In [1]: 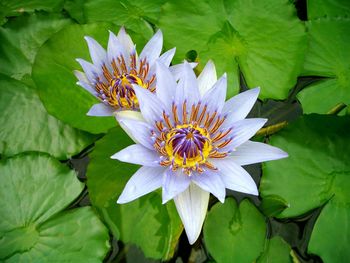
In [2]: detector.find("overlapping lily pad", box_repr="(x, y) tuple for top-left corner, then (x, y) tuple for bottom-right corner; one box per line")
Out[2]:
(0, 0), (65, 25)
(0, 153), (110, 262)
(307, 0), (350, 19)
(298, 18), (350, 114)
(0, 74), (95, 159)
(260, 114), (350, 262)
(83, 0), (165, 39)
(203, 198), (266, 263)
(159, 0), (306, 99)
(32, 23), (117, 134)
(0, 13), (71, 80)
(86, 126), (183, 260)
(257, 236), (293, 263)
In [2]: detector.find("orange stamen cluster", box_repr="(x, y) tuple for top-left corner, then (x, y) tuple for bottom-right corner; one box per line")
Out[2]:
(153, 101), (233, 175)
(94, 54), (156, 110)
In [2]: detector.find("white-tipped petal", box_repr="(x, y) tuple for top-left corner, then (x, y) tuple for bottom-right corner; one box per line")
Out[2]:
(223, 118), (267, 150)
(116, 26), (134, 54)
(116, 110), (144, 121)
(201, 73), (227, 113)
(107, 30), (127, 63)
(155, 61), (177, 107)
(117, 166), (164, 204)
(111, 144), (160, 167)
(223, 87), (260, 124)
(211, 159), (258, 195)
(115, 113), (154, 149)
(169, 62), (197, 81)
(191, 171), (226, 203)
(198, 60), (217, 96)
(87, 103), (114, 116)
(140, 30), (163, 65)
(74, 70), (95, 95)
(133, 84), (165, 124)
(76, 58), (99, 83)
(231, 140), (288, 165)
(176, 62), (200, 107)
(158, 47), (176, 67)
(162, 169), (191, 204)
(84, 36), (107, 67)
(174, 183), (210, 244)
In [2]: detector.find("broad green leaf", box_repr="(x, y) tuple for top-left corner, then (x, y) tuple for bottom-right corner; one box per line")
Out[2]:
(257, 236), (293, 263)
(159, 0), (306, 99)
(298, 18), (350, 114)
(260, 195), (289, 217)
(0, 12), (71, 80)
(87, 126), (183, 260)
(308, 199), (350, 263)
(63, 0), (85, 24)
(0, 74), (96, 159)
(32, 23), (116, 134)
(203, 198), (266, 263)
(307, 0), (350, 19)
(260, 114), (350, 262)
(0, 0), (64, 25)
(83, 0), (166, 39)
(0, 153), (110, 262)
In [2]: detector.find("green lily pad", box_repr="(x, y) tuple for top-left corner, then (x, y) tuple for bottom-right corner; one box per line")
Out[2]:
(298, 18), (350, 114)
(159, 0), (306, 99)
(0, 74), (96, 159)
(0, 12), (71, 80)
(203, 198), (266, 263)
(307, 0), (350, 19)
(260, 114), (350, 262)
(0, 0), (64, 25)
(32, 23), (117, 134)
(83, 0), (165, 39)
(0, 153), (110, 262)
(86, 126), (183, 260)
(308, 198), (350, 263)
(257, 236), (293, 263)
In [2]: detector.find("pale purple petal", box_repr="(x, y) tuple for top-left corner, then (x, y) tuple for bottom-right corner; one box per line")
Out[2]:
(201, 73), (227, 114)
(74, 70), (95, 95)
(162, 169), (191, 204)
(84, 36), (107, 67)
(111, 144), (160, 167)
(117, 166), (165, 204)
(87, 103), (114, 116)
(116, 26), (135, 55)
(223, 87), (260, 124)
(210, 158), (258, 195)
(169, 62), (197, 81)
(133, 84), (165, 124)
(174, 183), (210, 244)
(155, 61), (176, 108)
(222, 118), (267, 150)
(198, 60), (217, 96)
(140, 30), (163, 65)
(231, 140), (288, 165)
(158, 47), (176, 67)
(191, 170), (226, 203)
(107, 30), (128, 63)
(115, 112), (154, 149)
(76, 58), (100, 83)
(175, 61), (200, 107)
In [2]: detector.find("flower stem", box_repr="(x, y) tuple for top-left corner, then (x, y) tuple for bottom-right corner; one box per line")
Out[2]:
(255, 121), (288, 137)
(327, 103), (347, 115)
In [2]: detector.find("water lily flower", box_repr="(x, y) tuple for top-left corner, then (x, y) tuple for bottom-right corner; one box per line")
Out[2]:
(111, 60), (288, 244)
(75, 27), (187, 116)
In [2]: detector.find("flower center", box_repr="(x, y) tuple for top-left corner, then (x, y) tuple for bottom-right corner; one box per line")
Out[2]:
(95, 54), (156, 110)
(153, 101), (233, 175)
(165, 124), (212, 169)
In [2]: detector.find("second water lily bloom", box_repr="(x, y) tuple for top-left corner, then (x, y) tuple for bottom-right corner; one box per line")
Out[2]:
(112, 60), (288, 244)
(75, 27), (178, 116)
